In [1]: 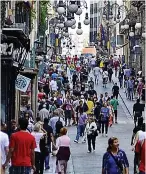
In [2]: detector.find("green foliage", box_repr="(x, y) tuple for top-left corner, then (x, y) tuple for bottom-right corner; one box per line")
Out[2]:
(39, 0), (50, 35)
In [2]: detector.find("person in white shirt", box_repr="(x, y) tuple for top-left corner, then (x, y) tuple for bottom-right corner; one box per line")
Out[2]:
(50, 78), (58, 93)
(90, 56), (96, 71)
(102, 70), (108, 88)
(93, 66), (100, 84)
(0, 123), (9, 174)
(39, 105), (50, 121)
(31, 123), (46, 174)
(86, 117), (97, 153)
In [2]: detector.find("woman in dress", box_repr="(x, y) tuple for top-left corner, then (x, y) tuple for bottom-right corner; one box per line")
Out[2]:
(102, 137), (129, 174)
(55, 127), (71, 174)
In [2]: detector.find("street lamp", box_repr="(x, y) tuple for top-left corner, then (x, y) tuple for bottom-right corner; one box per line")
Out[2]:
(76, 22), (83, 35)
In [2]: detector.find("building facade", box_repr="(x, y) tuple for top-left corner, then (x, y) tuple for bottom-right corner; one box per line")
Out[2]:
(89, 0), (104, 43)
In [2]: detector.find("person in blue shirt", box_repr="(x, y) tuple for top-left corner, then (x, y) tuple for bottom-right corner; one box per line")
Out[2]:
(100, 103), (110, 137)
(102, 137), (129, 174)
(51, 71), (58, 79)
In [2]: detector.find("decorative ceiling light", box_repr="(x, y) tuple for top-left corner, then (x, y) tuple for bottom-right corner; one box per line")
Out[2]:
(135, 22), (142, 29)
(65, 12), (74, 27)
(109, 11), (113, 19)
(124, 24), (129, 29)
(68, 0), (78, 13)
(58, 23), (64, 28)
(129, 27), (134, 37)
(142, 32), (146, 38)
(121, 25), (125, 30)
(72, 18), (76, 25)
(84, 13), (90, 25)
(63, 28), (69, 37)
(76, 7), (82, 15)
(57, 0), (65, 15)
(76, 22), (83, 35)
(71, 24), (76, 29)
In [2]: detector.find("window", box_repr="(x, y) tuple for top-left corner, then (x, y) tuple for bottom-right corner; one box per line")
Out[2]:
(90, 4), (93, 14)
(94, 17), (97, 28)
(90, 31), (94, 42)
(94, 3), (97, 14)
(90, 18), (93, 28)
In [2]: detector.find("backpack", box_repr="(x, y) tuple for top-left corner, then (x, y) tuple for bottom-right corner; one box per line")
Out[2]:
(55, 117), (63, 134)
(83, 102), (88, 112)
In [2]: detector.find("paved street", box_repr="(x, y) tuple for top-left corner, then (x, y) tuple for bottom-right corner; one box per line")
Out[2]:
(45, 73), (135, 174)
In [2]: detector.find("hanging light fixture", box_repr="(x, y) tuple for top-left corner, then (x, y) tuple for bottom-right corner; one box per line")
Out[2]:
(63, 28), (69, 37)
(84, 13), (90, 25)
(71, 24), (76, 29)
(76, 22), (83, 35)
(65, 12), (74, 27)
(76, 8), (82, 15)
(68, 0), (78, 13)
(57, 0), (65, 15)
(129, 27), (134, 37)
(135, 22), (142, 29)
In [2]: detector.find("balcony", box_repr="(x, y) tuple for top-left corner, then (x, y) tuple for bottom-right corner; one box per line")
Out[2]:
(4, 21), (29, 37)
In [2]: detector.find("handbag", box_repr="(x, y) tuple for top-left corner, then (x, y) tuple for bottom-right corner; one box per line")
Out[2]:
(109, 152), (126, 174)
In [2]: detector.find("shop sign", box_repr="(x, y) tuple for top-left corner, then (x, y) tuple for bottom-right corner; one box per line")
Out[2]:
(1, 43), (27, 63)
(15, 74), (31, 92)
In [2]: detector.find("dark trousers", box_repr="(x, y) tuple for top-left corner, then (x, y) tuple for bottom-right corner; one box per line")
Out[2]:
(113, 92), (118, 99)
(114, 110), (117, 122)
(40, 153), (46, 174)
(34, 152), (41, 174)
(87, 134), (96, 152)
(101, 121), (108, 134)
(108, 75), (112, 82)
(134, 152), (139, 174)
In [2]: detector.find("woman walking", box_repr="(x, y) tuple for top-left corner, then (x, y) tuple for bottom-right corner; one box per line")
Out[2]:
(55, 127), (71, 174)
(31, 123), (46, 174)
(86, 117), (97, 153)
(102, 137), (129, 174)
(100, 103), (110, 137)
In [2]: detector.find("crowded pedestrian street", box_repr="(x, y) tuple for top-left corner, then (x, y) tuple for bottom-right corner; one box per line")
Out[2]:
(1, 1), (146, 174)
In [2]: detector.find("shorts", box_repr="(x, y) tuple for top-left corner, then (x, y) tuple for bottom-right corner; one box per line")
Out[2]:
(9, 166), (31, 174)
(65, 110), (72, 119)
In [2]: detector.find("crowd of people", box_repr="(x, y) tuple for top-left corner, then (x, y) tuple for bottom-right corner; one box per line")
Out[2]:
(1, 54), (145, 174)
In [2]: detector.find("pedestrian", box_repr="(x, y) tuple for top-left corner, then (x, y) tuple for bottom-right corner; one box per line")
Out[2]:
(93, 65), (100, 84)
(110, 96), (119, 123)
(3, 117), (36, 174)
(74, 108), (88, 143)
(43, 118), (55, 170)
(118, 68), (124, 88)
(72, 71), (78, 88)
(8, 119), (18, 138)
(127, 77), (134, 100)
(39, 104), (50, 121)
(137, 79), (144, 99)
(133, 99), (142, 127)
(100, 103), (110, 137)
(102, 69), (108, 88)
(50, 77), (58, 94)
(31, 123), (46, 174)
(102, 137), (129, 174)
(112, 83), (119, 99)
(1, 122), (9, 174)
(86, 117), (97, 153)
(55, 127), (71, 174)
(108, 66), (113, 82)
(86, 97), (94, 115)
(64, 97), (73, 126)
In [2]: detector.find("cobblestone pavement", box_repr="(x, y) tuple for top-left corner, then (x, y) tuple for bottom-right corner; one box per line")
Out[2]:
(45, 72), (135, 174)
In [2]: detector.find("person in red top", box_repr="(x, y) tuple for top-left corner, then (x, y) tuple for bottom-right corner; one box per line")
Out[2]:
(3, 117), (36, 174)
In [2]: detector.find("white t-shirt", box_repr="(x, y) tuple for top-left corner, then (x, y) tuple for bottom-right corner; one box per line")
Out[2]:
(0, 131), (9, 165)
(90, 58), (96, 65)
(137, 130), (146, 141)
(50, 80), (58, 91)
(103, 71), (108, 78)
(94, 67), (100, 75)
(31, 132), (44, 152)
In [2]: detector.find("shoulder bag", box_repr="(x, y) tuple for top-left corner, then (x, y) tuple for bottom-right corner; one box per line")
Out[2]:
(109, 152), (126, 174)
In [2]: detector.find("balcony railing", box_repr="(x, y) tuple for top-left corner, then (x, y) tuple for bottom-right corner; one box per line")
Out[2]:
(4, 22), (29, 37)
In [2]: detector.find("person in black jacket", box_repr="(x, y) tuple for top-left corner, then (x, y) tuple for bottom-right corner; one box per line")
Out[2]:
(133, 99), (142, 127)
(112, 83), (119, 99)
(108, 67), (113, 82)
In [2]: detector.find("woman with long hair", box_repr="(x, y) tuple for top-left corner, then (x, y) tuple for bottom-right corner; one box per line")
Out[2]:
(55, 127), (71, 174)
(102, 137), (129, 174)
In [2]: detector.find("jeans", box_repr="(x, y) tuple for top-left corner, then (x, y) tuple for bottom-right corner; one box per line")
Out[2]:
(134, 152), (139, 174)
(101, 120), (108, 134)
(119, 78), (123, 88)
(139, 172), (146, 174)
(45, 154), (50, 169)
(108, 75), (112, 82)
(128, 88), (133, 100)
(75, 124), (85, 141)
(9, 166), (31, 174)
(87, 134), (96, 152)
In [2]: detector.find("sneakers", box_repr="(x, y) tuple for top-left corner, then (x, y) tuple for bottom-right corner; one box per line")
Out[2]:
(74, 140), (78, 143)
(93, 149), (95, 152)
(82, 140), (86, 143)
(87, 150), (91, 153)
(105, 134), (108, 137)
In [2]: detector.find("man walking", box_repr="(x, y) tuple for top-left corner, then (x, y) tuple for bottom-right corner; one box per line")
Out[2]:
(133, 99), (142, 127)
(3, 117), (36, 174)
(110, 96), (119, 123)
(112, 83), (119, 99)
